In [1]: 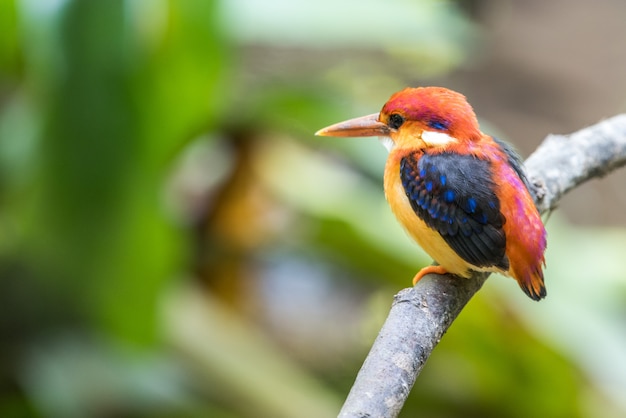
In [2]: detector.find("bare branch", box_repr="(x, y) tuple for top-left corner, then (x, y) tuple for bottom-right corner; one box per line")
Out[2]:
(525, 114), (626, 213)
(338, 114), (626, 418)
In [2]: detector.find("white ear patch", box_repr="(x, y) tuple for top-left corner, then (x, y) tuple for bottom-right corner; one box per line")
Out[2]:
(378, 136), (395, 152)
(422, 130), (457, 146)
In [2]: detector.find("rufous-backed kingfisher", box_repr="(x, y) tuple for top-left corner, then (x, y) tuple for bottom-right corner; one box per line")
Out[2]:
(316, 87), (547, 300)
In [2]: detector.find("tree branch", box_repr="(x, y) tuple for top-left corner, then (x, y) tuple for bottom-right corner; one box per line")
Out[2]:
(338, 114), (626, 418)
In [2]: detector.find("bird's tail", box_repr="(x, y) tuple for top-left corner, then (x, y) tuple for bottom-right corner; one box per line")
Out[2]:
(516, 265), (546, 301)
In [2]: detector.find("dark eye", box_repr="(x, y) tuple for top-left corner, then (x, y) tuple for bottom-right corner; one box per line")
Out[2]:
(388, 114), (405, 130)
(428, 119), (449, 131)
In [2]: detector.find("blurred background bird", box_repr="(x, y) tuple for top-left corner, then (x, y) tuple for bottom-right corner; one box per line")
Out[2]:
(317, 87), (547, 300)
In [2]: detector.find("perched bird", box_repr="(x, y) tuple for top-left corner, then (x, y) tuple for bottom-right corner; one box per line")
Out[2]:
(316, 87), (547, 300)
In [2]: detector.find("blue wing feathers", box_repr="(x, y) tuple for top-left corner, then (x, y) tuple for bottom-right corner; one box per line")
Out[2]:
(401, 152), (509, 270)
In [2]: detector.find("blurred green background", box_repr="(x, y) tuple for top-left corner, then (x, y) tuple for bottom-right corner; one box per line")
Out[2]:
(1, 0), (626, 417)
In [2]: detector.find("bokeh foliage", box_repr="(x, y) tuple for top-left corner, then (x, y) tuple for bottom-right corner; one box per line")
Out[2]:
(1, 1), (625, 417)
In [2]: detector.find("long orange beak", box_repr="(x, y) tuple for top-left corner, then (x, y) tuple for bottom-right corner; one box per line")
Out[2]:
(315, 113), (390, 137)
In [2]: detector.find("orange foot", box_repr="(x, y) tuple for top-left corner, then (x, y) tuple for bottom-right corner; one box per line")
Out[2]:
(412, 265), (449, 286)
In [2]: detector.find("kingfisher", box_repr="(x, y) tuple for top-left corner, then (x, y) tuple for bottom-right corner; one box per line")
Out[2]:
(316, 87), (547, 300)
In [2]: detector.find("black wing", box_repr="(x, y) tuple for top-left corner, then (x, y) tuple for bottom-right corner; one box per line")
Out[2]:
(400, 152), (508, 270)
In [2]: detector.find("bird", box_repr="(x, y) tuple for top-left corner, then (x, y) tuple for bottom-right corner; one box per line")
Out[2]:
(316, 87), (547, 300)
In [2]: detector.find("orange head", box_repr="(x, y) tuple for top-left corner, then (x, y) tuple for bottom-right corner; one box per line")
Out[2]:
(316, 87), (482, 151)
